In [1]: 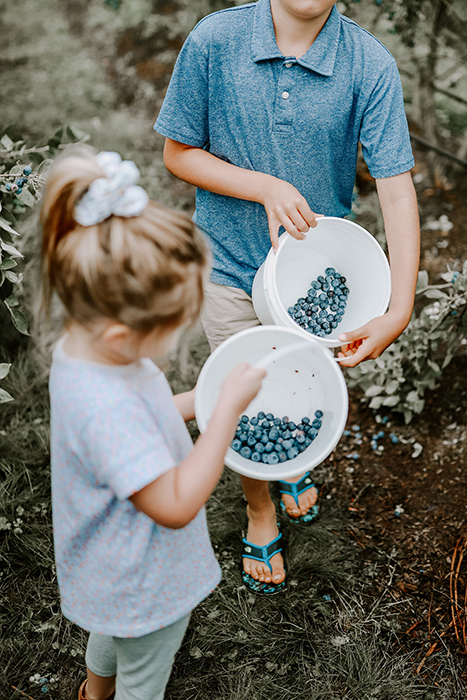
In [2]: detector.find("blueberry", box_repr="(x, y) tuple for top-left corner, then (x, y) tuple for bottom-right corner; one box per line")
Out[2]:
(309, 428), (318, 439)
(251, 452), (261, 462)
(269, 429), (279, 441)
(318, 293), (327, 302)
(315, 409), (324, 418)
(250, 416), (258, 426)
(282, 439), (292, 450)
(312, 419), (322, 429)
(23, 166), (32, 176)
(16, 187), (23, 194)
(257, 411), (265, 420)
(296, 434), (305, 444)
(265, 442), (274, 453)
(287, 447), (299, 459)
(274, 442), (284, 452)
(268, 452), (279, 465)
(317, 275), (325, 284)
(260, 434), (269, 444)
(231, 439), (242, 451)
(323, 283), (330, 292)
(247, 436), (256, 447)
(302, 416), (310, 424)
(241, 415), (249, 424)
(288, 307), (295, 315)
(288, 421), (297, 431)
(5, 183), (11, 191)
(311, 280), (320, 289)
(238, 432), (248, 442)
(325, 267), (336, 275)
(278, 452), (288, 462)
(255, 443), (265, 453)
(261, 420), (270, 429)
(305, 437), (312, 447)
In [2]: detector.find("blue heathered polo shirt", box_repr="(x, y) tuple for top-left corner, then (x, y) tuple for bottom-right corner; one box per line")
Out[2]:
(155, 0), (414, 295)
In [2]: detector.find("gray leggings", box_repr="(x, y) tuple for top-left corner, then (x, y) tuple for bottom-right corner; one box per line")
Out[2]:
(85, 614), (191, 700)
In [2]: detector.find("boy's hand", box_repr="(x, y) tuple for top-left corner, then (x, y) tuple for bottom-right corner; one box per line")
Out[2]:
(261, 178), (322, 250)
(218, 362), (266, 415)
(336, 312), (409, 367)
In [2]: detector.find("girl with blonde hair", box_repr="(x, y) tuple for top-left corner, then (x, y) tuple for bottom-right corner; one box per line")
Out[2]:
(39, 146), (265, 700)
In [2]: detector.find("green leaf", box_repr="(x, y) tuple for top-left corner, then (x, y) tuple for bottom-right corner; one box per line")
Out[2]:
(0, 387), (14, 403)
(417, 270), (429, 290)
(17, 187), (36, 208)
(369, 396), (384, 410)
(0, 134), (14, 151)
(0, 240), (23, 258)
(4, 302), (29, 335)
(0, 363), (11, 380)
(424, 289), (448, 299)
(4, 293), (19, 307)
(365, 385), (383, 397)
(4, 271), (18, 283)
(382, 395), (400, 407)
(0, 258), (16, 270)
(0, 217), (20, 237)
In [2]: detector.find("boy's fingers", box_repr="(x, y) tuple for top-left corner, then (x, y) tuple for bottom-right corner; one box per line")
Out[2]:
(268, 218), (280, 251)
(337, 343), (370, 367)
(338, 325), (368, 345)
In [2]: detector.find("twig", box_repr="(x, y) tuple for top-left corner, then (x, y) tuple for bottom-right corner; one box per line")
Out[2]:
(2, 681), (35, 700)
(409, 132), (467, 168)
(416, 642), (439, 675)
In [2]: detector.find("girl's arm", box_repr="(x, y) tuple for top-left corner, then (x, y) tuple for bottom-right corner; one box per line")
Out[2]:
(130, 363), (265, 528)
(163, 138), (321, 250)
(173, 388), (196, 422)
(338, 171), (420, 367)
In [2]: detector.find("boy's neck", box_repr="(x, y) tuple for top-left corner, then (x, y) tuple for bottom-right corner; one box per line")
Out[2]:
(270, 1), (334, 59)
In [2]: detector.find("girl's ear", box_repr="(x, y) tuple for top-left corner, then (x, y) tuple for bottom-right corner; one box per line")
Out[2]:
(101, 323), (134, 353)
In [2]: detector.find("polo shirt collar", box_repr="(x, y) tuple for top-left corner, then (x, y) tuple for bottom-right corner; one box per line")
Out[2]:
(251, 0), (341, 77)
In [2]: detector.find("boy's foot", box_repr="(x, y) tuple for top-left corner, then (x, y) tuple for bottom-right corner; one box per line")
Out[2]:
(78, 679), (115, 700)
(242, 504), (286, 584)
(280, 474), (318, 519)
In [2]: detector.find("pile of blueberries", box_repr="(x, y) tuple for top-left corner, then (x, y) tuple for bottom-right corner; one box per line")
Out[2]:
(288, 267), (349, 337)
(5, 165), (32, 196)
(231, 410), (323, 465)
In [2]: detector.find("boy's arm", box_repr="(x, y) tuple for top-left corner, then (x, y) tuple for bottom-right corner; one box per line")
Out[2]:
(164, 138), (322, 250)
(338, 171), (420, 367)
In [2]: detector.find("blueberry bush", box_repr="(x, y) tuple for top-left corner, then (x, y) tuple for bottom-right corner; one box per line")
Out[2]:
(346, 264), (467, 423)
(0, 125), (88, 402)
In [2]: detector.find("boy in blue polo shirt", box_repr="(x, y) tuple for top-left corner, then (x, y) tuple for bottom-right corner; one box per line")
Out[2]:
(155, 0), (420, 594)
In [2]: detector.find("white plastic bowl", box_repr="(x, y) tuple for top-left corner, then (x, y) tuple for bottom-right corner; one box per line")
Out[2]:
(252, 217), (391, 348)
(195, 326), (348, 481)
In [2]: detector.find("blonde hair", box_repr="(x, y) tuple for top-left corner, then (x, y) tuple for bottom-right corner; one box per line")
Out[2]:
(38, 145), (209, 335)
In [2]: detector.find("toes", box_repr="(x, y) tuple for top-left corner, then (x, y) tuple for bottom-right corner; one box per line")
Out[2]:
(271, 554), (286, 583)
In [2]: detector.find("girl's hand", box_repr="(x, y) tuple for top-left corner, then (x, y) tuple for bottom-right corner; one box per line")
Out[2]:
(336, 312), (409, 367)
(218, 362), (266, 416)
(260, 178), (322, 251)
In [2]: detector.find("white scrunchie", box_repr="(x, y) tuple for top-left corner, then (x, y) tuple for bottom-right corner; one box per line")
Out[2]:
(74, 151), (149, 227)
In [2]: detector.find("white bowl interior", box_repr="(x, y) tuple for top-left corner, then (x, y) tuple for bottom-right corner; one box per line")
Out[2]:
(256, 217), (391, 347)
(195, 326), (348, 481)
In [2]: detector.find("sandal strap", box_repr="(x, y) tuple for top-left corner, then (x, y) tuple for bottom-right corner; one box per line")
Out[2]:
(242, 532), (283, 574)
(277, 472), (316, 508)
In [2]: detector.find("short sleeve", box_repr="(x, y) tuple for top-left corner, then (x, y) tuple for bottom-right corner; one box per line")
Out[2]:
(359, 61), (414, 179)
(155, 31), (210, 148)
(80, 400), (176, 500)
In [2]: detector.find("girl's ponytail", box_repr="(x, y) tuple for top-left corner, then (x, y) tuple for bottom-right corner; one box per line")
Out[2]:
(39, 145), (103, 316)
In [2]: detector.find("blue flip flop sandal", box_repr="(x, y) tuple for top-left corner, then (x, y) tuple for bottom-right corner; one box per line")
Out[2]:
(277, 472), (319, 524)
(241, 530), (286, 595)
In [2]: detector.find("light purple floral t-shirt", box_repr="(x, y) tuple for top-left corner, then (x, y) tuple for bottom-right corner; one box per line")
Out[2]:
(49, 338), (221, 638)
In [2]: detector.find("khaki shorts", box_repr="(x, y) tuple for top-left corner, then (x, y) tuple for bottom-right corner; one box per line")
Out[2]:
(201, 281), (261, 351)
